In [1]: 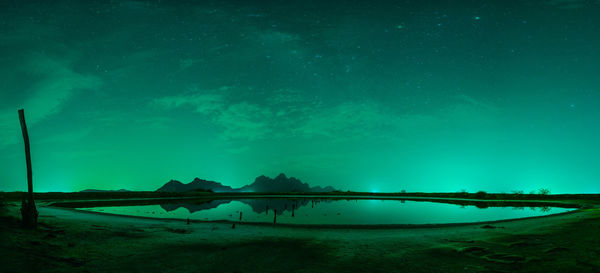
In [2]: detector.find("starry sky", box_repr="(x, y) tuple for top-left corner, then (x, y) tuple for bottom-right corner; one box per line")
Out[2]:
(1, 0), (599, 193)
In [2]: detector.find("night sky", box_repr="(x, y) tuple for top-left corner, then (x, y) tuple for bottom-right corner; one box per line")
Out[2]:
(1, 0), (599, 193)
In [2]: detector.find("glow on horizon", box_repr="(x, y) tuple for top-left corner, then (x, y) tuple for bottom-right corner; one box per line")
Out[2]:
(0, 1), (599, 194)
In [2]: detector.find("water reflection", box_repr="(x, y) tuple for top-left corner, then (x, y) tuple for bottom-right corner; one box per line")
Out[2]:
(81, 198), (576, 225)
(159, 198), (318, 215)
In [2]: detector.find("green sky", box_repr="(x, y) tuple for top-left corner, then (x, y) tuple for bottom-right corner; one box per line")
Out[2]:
(1, 0), (599, 193)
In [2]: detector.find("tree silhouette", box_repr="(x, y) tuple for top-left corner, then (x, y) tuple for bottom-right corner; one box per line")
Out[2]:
(19, 109), (38, 228)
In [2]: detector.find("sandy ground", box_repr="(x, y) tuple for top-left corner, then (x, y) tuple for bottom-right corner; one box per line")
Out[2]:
(1, 201), (599, 273)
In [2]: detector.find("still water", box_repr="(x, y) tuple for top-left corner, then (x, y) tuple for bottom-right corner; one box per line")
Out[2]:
(78, 198), (574, 225)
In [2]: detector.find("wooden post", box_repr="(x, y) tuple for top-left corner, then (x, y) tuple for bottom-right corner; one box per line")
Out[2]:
(18, 109), (38, 228)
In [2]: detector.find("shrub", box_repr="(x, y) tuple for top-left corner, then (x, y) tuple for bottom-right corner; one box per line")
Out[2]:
(511, 190), (524, 199)
(475, 191), (487, 199)
(538, 188), (551, 195)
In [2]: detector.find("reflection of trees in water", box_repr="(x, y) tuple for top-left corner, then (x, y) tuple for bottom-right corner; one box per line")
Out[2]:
(528, 206), (552, 212)
(159, 198), (331, 215)
(474, 203), (489, 209)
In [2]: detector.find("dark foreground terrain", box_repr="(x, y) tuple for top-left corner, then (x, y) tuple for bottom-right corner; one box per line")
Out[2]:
(1, 194), (599, 273)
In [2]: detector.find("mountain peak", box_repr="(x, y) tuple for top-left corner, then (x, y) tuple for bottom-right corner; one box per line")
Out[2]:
(156, 178), (233, 192)
(240, 174), (336, 193)
(275, 173), (288, 179)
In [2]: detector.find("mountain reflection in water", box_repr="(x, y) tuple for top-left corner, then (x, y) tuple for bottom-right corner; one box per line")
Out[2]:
(160, 199), (325, 215)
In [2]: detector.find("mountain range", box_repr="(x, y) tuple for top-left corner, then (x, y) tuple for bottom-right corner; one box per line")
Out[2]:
(155, 173), (336, 193)
(156, 178), (234, 192)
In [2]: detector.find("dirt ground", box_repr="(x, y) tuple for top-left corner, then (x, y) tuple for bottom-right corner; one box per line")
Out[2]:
(1, 201), (599, 273)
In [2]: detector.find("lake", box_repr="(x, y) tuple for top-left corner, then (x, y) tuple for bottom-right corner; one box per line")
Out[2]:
(76, 198), (575, 226)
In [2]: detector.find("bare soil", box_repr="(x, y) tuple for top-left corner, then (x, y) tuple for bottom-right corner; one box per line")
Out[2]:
(1, 200), (599, 273)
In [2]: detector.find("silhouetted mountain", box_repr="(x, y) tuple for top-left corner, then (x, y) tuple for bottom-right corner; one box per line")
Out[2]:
(239, 173), (336, 193)
(155, 178), (234, 193)
(156, 173), (336, 193)
(80, 189), (130, 193)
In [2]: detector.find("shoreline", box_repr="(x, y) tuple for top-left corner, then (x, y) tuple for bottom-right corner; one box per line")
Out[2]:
(47, 194), (585, 208)
(2, 198), (600, 272)
(60, 204), (583, 230)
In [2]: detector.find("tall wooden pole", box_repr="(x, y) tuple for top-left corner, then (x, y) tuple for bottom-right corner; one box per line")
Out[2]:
(18, 109), (37, 227)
